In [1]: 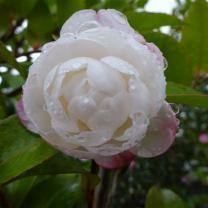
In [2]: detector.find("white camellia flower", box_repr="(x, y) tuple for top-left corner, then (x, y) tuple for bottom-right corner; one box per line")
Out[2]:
(17, 9), (178, 169)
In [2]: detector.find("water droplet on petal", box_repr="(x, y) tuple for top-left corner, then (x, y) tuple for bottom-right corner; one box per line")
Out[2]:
(43, 104), (47, 111)
(163, 57), (168, 70)
(72, 63), (82, 70)
(170, 103), (180, 114)
(130, 85), (136, 91)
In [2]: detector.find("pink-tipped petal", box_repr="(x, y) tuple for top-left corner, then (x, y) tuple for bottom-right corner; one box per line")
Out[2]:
(16, 99), (38, 133)
(94, 151), (135, 169)
(97, 9), (145, 43)
(131, 102), (178, 158)
(146, 42), (165, 67)
(198, 133), (208, 144)
(60, 10), (97, 35)
(97, 9), (165, 65)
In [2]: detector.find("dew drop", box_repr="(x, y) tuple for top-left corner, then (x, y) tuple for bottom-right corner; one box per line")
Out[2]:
(170, 103), (180, 114)
(163, 57), (168, 70)
(130, 85), (136, 91)
(83, 97), (90, 104)
(77, 136), (86, 143)
(43, 104), (48, 111)
(72, 62), (82, 70)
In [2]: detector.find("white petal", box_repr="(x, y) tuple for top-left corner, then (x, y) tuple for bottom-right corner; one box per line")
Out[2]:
(88, 92), (130, 131)
(87, 113), (149, 156)
(128, 78), (151, 115)
(31, 38), (108, 86)
(101, 56), (152, 116)
(62, 71), (88, 101)
(63, 129), (114, 147)
(97, 9), (145, 43)
(79, 27), (166, 117)
(43, 66), (80, 133)
(23, 73), (51, 133)
(101, 56), (138, 75)
(87, 60), (126, 95)
(60, 10), (97, 35)
(69, 95), (97, 122)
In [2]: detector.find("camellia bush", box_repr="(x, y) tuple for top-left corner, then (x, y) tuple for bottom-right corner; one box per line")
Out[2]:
(0, 0), (208, 207)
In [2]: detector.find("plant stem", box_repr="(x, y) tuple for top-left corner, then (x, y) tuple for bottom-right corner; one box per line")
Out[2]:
(92, 167), (120, 208)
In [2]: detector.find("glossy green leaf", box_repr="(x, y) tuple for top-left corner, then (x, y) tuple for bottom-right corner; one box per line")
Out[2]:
(162, 189), (186, 208)
(167, 82), (208, 108)
(145, 32), (192, 85)
(145, 186), (186, 208)
(3, 173), (99, 208)
(19, 174), (88, 208)
(1, 71), (24, 89)
(20, 153), (91, 178)
(3, 176), (38, 208)
(127, 12), (183, 32)
(0, 115), (57, 184)
(145, 186), (164, 208)
(181, 0), (208, 73)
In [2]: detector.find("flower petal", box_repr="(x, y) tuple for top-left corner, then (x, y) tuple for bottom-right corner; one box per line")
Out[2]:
(79, 27), (166, 117)
(97, 9), (145, 43)
(60, 9), (97, 35)
(16, 99), (38, 133)
(145, 42), (165, 67)
(94, 151), (135, 169)
(131, 102), (179, 157)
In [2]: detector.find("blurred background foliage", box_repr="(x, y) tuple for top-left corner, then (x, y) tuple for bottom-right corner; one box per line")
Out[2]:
(0, 0), (208, 207)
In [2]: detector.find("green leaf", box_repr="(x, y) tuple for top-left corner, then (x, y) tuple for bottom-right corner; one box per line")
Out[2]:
(56, 0), (85, 26)
(3, 173), (99, 208)
(0, 6), (11, 37)
(0, 0), (38, 16)
(44, 0), (57, 16)
(1, 71), (24, 89)
(85, 0), (100, 8)
(167, 82), (208, 109)
(0, 41), (26, 77)
(127, 12), (183, 32)
(19, 174), (88, 208)
(145, 186), (164, 208)
(3, 176), (38, 208)
(20, 153), (91, 178)
(145, 32), (192, 85)
(27, 0), (56, 45)
(102, 0), (128, 10)
(181, 0), (208, 73)
(0, 115), (57, 184)
(162, 189), (186, 208)
(145, 186), (186, 208)
(137, 0), (148, 8)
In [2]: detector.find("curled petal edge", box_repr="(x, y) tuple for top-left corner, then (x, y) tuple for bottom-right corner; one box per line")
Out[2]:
(131, 102), (179, 158)
(16, 99), (39, 134)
